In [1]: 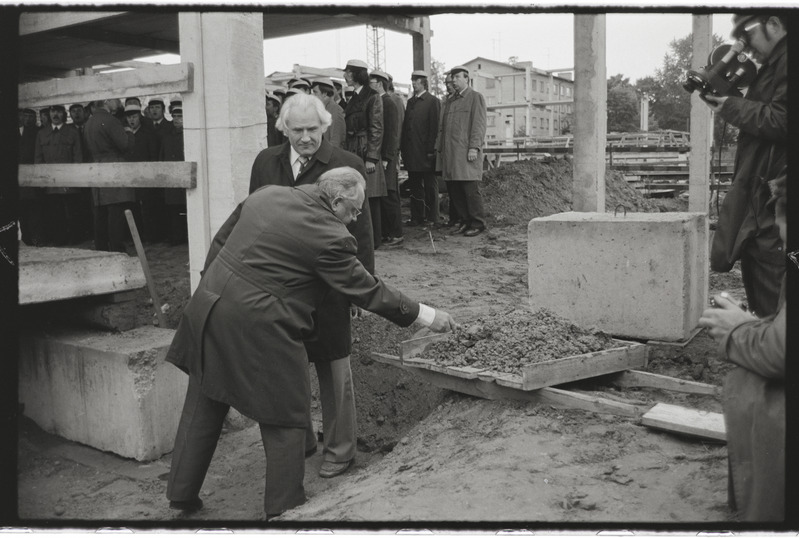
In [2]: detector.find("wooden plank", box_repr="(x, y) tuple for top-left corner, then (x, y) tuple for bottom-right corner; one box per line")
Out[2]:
(19, 62), (193, 109)
(641, 402), (726, 442)
(19, 162), (196, 189)
(371, 353), (647, 418)
(19, 12), (126, 36)
(609, 370), (720, 396)
(520, 341), (648, 391)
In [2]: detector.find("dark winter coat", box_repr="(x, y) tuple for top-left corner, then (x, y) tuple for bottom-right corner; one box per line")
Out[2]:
(344, 85), (386, 198)
(244, 138), (374, 361)
(83, 108), (135, 206)
(721, 280), (786, 521)
(711, 38), (787, 273)
(165, 184), (419, 427)
(324, 99), (346, 149)
(380, 93), (401, 191)
(401, 91), (440, 172)
(34, 124), (83, 195)
(159, 127), (185, 205)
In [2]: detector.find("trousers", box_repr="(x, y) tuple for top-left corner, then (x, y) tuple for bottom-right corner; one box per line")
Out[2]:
(167, 375), (307, 516)
(448, 180), (486, 229)
(407, 171), (439, 225)
(305, 357), (357, 463)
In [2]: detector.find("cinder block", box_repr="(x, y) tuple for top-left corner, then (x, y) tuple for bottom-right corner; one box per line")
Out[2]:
(19, 247), (145, 305)
(18, 326), (186, 461)
(527, 212), (707, 342)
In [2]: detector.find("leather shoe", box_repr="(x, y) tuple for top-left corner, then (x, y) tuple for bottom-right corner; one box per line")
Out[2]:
(319, 459), (353, 478)
(464, 227), (485, 237)
(169, 497), (203, 513)
(383, 236), (404, 247)
(452, 223), (469, 235)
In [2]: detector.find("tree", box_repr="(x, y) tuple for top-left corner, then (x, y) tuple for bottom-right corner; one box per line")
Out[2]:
(429, 58), (447, 99)
(607, 74), (639, 132)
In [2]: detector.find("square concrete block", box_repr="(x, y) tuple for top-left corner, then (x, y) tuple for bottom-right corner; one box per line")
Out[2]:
(527, 211), (707, 342)
(19, 326), (187, 461)
(19, 247), (145, 305)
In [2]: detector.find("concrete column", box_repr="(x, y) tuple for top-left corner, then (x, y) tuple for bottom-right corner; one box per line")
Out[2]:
(412, 16), (432, 72)
(688, 15), (713, 213)
(179, 12), (267, 291)
(572, 14), (607, 212)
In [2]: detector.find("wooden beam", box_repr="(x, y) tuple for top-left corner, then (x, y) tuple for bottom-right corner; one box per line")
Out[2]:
(19, 62), (193, 109)
(19, 162), (196, 189)
(54, 26), (178, 55)
(19, 12), (126, 36)
(608, 370), (720, 396)
(360, 14), (426, 35)
(372, 353), (649, 419)
(642, 402), (725, 442)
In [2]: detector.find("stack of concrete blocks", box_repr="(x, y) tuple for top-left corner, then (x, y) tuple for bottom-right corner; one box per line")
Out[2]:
(527, 212), (708, 342)
(18, 247), (186, 461)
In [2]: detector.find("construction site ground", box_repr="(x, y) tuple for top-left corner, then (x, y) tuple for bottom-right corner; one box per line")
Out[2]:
(16, 160), (744, 527)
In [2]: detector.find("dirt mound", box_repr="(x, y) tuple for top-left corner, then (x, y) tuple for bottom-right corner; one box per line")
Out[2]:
(481, 159), (660, 227)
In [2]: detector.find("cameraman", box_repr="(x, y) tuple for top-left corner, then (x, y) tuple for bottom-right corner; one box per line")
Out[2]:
(701, 14), (787, 317)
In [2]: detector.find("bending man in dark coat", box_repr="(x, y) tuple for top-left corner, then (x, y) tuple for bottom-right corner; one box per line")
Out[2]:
(165, 167), (456, 518)
(248, 92), (373, 479)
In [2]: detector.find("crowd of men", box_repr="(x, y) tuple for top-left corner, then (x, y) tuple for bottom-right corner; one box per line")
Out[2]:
(18, 96), (187, 253)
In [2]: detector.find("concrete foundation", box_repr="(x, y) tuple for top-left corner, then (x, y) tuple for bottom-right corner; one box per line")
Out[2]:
(19, 247), (145, 305)
(18, 326), (186, 461)
(527, 211), (708, 342)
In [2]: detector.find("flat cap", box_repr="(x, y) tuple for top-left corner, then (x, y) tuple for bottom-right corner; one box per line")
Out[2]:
(273, 88), (287, 98)
(22, 108), (37, 115)
(289, 77), (311, 89)
(370, 70), (389, 82)
(148, 98), (165, 107)
(411, 70), (428, 79)
(169, 100), (182, 112)
(450, 65), (469, 76)
(49, 104), (66, 111)
(171, 107), (183, 116)
(266, 91), (282, 105)
(731, 13), (760, 39)
(285, 88), (304, 98)
(124, 103), (141, 113)
(345, 59), (368, 70)
(68, 103), (84, 110)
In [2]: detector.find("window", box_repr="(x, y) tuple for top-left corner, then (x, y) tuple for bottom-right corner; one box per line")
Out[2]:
(487, 115), (496, 127)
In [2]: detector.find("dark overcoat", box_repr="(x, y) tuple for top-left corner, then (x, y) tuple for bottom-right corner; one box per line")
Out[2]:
(380, 93), (401, 191)
(344, 86), (386, 198)
(84, 108), (136, 205)
(401, 91), (440, 172)
(159, 128), (185, 205)
(34, 124), (83, 195)
(165, 184), (419, 427)
(244, 138), (373, 361)
(435, 86), (487, 182)
(324, 99), (346, 149)
(720, 282), (786, 521)
(711, 38), (786, 273)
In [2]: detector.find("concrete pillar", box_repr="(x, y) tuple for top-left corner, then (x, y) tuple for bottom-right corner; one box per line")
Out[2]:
(572, 14), (607, 212)
(412, 16), (432, 73)
(688, 15), (714, 213)
(179, 13), (267, 291)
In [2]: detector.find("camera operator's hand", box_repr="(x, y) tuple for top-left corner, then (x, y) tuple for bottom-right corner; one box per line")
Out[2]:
(700, 93), (728, 113)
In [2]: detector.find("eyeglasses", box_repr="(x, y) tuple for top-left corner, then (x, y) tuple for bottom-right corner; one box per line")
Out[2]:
(338, 198), (362, 219)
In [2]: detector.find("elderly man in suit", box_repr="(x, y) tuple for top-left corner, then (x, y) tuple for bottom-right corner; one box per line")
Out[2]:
(312, 77), (346, 148)
(401, 70), (441, 228)
(436, 65), (487, 237)
(247, 93), (372, 480)
(165, 167), (457, 518)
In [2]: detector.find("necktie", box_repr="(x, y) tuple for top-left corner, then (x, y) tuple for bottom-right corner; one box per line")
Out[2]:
(298, 156), (309, 176)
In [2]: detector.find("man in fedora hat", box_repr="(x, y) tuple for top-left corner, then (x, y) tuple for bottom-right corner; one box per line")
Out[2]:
(436, 65), (487, 237)
(401, 69), (441, 228)
(343, 59), (385, 249)
(700, 13), (787, 318)
(312, 77), (346, 148)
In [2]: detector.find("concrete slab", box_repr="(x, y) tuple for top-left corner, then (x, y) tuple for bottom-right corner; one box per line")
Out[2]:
(19, 246), (145, 305)
(527, 211), (708, 342)
(18, 326), (187, 461)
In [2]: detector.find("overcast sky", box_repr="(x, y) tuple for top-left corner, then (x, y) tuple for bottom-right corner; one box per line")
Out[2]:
(257, 12), (736, 86)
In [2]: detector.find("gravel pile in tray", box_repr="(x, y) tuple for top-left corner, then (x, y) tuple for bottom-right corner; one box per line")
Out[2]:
(420, 308), (617, 375)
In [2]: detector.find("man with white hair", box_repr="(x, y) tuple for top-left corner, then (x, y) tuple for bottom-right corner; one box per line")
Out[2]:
(247, 93), (373, 480)
(165, 166), (457, 518)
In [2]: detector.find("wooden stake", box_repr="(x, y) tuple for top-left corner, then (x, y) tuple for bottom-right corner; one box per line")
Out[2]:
(124, 209), (168, 328)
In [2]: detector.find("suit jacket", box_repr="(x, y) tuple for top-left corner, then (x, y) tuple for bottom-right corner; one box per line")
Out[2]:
(324, 99), (346, 149)
(166, 184), (419, 426)
(344, 85), (386, 198)
(241, 138), (373, 361)
(84, 108), (136, 205)
(34, 124), (83, 194)
(436, 86), (487, 182)
(401, 91), (440, 172)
